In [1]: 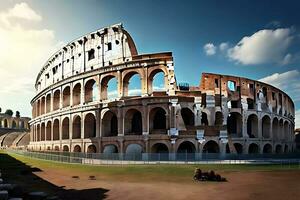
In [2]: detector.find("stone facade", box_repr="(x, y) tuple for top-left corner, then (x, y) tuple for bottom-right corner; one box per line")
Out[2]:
(28, 23), (295, 155)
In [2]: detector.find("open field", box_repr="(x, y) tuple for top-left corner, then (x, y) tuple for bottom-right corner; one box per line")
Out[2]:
(1, 151), (300, 200)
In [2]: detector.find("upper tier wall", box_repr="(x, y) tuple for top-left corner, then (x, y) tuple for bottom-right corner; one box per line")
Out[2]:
(35, 23), (137, 92)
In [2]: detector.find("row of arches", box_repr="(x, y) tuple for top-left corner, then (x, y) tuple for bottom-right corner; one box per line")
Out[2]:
(0, 119), (28, 129)
(33, 69), (166, 117)
(47, 141), (290, 155)
(32, 107), (169, 141)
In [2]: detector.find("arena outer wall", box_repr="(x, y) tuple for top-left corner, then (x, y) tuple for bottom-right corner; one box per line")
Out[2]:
(28, 23), (296, 155)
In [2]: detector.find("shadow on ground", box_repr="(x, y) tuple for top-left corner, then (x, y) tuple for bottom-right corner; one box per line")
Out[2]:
(0, 153), (109, 200)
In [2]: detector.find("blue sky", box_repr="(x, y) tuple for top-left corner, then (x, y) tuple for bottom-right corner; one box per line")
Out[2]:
(0, 0), (299, 127)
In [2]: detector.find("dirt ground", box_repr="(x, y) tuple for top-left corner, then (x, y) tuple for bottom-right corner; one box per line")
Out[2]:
(36, 168), (300, 200)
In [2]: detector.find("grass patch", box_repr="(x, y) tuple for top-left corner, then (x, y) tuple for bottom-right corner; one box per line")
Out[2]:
(1, 150), (299, 183)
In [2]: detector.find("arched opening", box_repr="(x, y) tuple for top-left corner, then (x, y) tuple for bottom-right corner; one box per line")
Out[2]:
(234, 143), (243, 154)
(3, 119), (8, 128)
(62, 86), (71, 107)
(284, 144), (288, 153)
(54, 146), (59, 151)
(101, 76), (118, 100)
(102, 111), (118, 137)
(84, 113), (96, 138)
(202, 140), (220, 153)
(181, 108), (195, 128)
(272, 118), (279, 140)
(63, 145), (69, 152)
(73, 145), (81, 153)
(103, 144), (118, 154)
(263, 144), (272, 154)
(62, 117), (69, 139)
(215, 111), (223, 126)
(148, 70), (165, 94)
(247, 114), (258, 138)
(201, 112), (208, 125)
(149, 107), (167, 134)
(279, 119), (284, 140)
(46, 94), (51, 113)
(53, 90), (60, 110)
(124, 109), (142, 135)
(123, 72), (142, 96)
(151, 143), (169, 153)
(177, 141), (196, 160)
(275, 145), (282, 154)
(125, 144), (143, 154)
(284, 121), (289, 140)
(85, 79), (98, 103)
(72, 116), (81, 139)
(36, 100), (40, 116)
(262, 115), (271, 138)
(177, 141), (196, 153)
(41, 97), (45, 115)
(37, 124), (41, 141)
(72, 83), (81, 105)
(41, 123), (45, 141)
(12, 120), (17, 128)
(87, 144), (97, 153)
(227, 112), (242, 137)
(248, 143), (259, 154)
(53, 119), (59, 140)
(46, 121), (51, 141)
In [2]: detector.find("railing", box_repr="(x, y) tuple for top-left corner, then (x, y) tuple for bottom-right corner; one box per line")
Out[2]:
(6, 149), (300, 166)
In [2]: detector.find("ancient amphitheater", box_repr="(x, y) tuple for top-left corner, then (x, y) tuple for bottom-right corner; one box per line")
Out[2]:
(0, 112), (30, 149)
(28, 23), (295, 156)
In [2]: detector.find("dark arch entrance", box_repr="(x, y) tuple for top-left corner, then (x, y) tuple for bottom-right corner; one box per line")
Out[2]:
(202, 140), (220, 153)
(72, 116), (81, 139)
(227, 112), (242, 137)
(151, 143), (169, 153)
(177, 141), (196, 161)
(234, 143), (243, 154)
(263, 144), (272, 154)
(181, 108), (195, 128)
(124, 109), (142, 135)
(248, 143), (259, 154)
(275, 145), (282, 154)
(149, 107), (167, 134)
(73, 145), (81, 153)
(87, 144), (97, 153)
(247, 114), (258, 138)
(102, 111), (118, 137)
(84, 113), (96, 138)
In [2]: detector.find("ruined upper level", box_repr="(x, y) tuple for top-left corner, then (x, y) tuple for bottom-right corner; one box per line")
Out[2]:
(35, 23), (137, 92)
(199, 73), (295, 119)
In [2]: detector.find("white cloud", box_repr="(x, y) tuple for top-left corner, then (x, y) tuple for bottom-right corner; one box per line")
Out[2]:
(295, 109), (300, 129)
(227, 28), (294, 65)
(0, 3), (62, 117)
(203, 43), (216, 56)
(219, 42), (229, 51)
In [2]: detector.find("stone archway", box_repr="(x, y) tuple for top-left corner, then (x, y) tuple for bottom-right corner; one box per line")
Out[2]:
(202, 140), (220, 153)
(247, 114), (258, 138)
(53, 119), (59, 140)
(87, 144), (97, 153)
(149, 107), (167, 134)
(263, 144), (272, 154)
(248, 143), (259, 154)
(72, 115), (81, 139)
(63, 145), (69, 152)
(262, 115), (271, 138)
(234, 143), (243, 154)
(84, 113), (96, 138)
(72, 83), (81, 105)
(73, 145), (81, 152)
(181, 108), (195, 128)
(124, 109), (142, 135)
(227, 112), (242, 137)
(85, 79), (98, 103)
(63, 86), (71, 107)
(102, 111), (118, 137)
(62, 117), (69, 139)
(103, 144), (118, 154)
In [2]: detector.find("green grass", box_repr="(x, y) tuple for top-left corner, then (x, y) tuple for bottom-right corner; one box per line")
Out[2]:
(1, 150), (299, 183)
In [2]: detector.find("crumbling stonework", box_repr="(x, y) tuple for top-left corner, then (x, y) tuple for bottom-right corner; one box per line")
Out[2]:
(28, 23), (295, 155)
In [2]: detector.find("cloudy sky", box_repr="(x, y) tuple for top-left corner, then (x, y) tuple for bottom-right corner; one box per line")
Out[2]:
(0, 0), (299, 128)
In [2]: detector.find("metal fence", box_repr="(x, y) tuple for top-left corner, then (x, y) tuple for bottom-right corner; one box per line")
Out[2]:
(6, 149), (300, 165)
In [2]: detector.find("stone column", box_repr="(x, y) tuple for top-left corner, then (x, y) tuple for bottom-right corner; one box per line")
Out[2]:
(117, 71), (123, 98)
(142, 102), (149, 135)
(118, 107), (124, 136)
(96, 110), (101, 137)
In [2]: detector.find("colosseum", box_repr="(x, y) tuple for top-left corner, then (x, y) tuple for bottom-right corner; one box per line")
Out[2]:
(28, 23), (296, 157)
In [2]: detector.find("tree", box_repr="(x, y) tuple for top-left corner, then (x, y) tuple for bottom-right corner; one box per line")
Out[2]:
(16, 111), (20, 118)
(5, 109), (13, 116)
